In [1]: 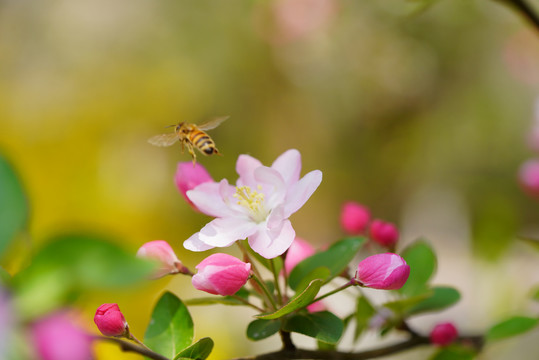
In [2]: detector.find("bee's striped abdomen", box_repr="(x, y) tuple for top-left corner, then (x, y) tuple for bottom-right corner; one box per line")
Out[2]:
(190, 130), (217, 155)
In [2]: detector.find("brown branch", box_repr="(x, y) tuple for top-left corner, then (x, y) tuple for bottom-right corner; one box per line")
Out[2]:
(232, 336), (430, 360)
(497, 0), (539, 33)
(95, 336), (170, 360)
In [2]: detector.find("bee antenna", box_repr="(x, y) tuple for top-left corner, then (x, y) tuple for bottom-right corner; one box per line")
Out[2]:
(164, 124), (176, 128)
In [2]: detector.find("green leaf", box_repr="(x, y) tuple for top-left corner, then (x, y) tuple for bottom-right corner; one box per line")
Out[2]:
(294, 267), (331, 293)
(283, 311), (343, 344)
(407, 287), (460, 315)
(486, 316), (539, 342)
(256, 279), (323, 320)
(0, 154), (28, 257)
(246, 319), (281, 341)
(384, 292), (431, 315)
(13, 233), (154, 318)
(145, 292), (194, 358)
(354, 296), (376, 341)
(174, 337), (214, 360)
(429, 346), (476, 360)
(398, 240), (437, 296)
(288, 237), (365, 290)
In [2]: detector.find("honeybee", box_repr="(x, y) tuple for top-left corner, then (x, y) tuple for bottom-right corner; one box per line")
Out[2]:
(148, 116), (228, 165)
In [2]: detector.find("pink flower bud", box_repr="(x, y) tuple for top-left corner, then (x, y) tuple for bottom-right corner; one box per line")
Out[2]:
(136, 240), (182, 279)
(284, 237), (315, 275)
(430, 322), (458, 346)
(306, 300), (326, 313)
(355, 253), (410, 290)
(340, 201), (371, 235)
(175, 162), (213, 209)
(94, 303), (128, 337)
(32, 311), (94, 360)
(519, 159), (539, 197)
(192, 253), (251, 296)
(369, 219), (399, 247)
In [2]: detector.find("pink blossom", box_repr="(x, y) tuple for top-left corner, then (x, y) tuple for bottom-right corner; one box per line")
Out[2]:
(93, 303), (128, 337)
(355, 253), (410, 290)
(184, 149), (322, 259)
(192, 253), (251, 296)
(430, 322), (458, 346)
(340, 201), (370, 235)
(369, 219), (399, 247)
(136, 240), (183, 279)
(284, 237), (315, 274)
(32, 311), (94, 360)
(175, 162), (214, 210)
(519, 159), (539, 197)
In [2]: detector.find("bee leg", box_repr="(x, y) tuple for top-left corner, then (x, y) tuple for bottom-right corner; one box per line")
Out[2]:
(186, 143), (197, 166)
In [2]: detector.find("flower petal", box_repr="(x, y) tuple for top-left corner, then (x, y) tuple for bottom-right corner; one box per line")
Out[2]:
(236, 154), (263, 187)
(199, 216), (258, 247)
(271, 149), (301, 187)
(284, 170), (323, 218)
(184, 232), (215, 252)
(254, 166), (286, 208)
(187, 179), (237, 218)
(248, 219), (295, 259)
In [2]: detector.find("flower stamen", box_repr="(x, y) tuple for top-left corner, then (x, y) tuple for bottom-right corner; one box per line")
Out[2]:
(234, 186), (267, 222)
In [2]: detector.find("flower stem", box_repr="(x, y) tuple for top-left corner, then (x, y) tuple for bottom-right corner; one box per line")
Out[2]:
(251, 273), (278, 311)
(127, 330), (152, 351)
(269, 258), (283, 306)
(231, 294), (265, 312)
(96, 336), (169, 360)
(308, 280), (355, 307)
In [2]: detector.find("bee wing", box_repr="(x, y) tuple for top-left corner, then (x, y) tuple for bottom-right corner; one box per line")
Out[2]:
(148, 133), (180, 147)
(197, 116), (229, 131)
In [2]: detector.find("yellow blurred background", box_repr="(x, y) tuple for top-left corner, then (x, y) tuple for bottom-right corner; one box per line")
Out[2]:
(2, 0), (539, 358)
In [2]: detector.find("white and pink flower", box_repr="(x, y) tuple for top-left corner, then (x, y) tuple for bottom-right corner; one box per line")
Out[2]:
(183, 149), (322, 259)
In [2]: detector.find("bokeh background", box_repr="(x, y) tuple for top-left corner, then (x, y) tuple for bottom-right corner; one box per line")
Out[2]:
(2, 0), (539, 358)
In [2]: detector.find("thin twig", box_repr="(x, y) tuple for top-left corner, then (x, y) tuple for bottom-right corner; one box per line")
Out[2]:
(95, 336), (170, 360)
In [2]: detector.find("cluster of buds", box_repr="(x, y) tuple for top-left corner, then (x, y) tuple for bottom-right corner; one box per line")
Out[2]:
(340, 201), (399, 249)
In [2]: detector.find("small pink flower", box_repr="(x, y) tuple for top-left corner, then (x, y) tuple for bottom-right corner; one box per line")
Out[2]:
(355, 253), (410, 290)
(192, 253), (251, 296)
(369, 219), (399, 248)
(136, 240), (182, 279)
(340, 201), (370, 235)
(430, 322), (458, 346)
(94, 303), (128, 337)
(32, 311), (94, 360)
(519, 159), (539, 197)
(175, 162), (214, 210)
(284, 237), (315, 274)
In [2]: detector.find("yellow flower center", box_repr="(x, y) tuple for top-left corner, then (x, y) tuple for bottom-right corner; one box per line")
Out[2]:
(233, 185), (267, 223)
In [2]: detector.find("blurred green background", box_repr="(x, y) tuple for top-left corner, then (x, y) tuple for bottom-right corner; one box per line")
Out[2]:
(2, 0), (539, 358)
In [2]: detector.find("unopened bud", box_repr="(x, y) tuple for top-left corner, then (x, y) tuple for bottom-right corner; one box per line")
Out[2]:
(94, 303), (128, 337)
(340, 201), (370, 235)
(136, 240), (184, 279)
(33, 311), (94, 360)
(175, 162), (213, 210)
(192, 253), (251, 296)
(369, 219), (399, 248)
(354, 253), (410, 290)
(430, 322), (458, 346)
(284, 237), (315, 275)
